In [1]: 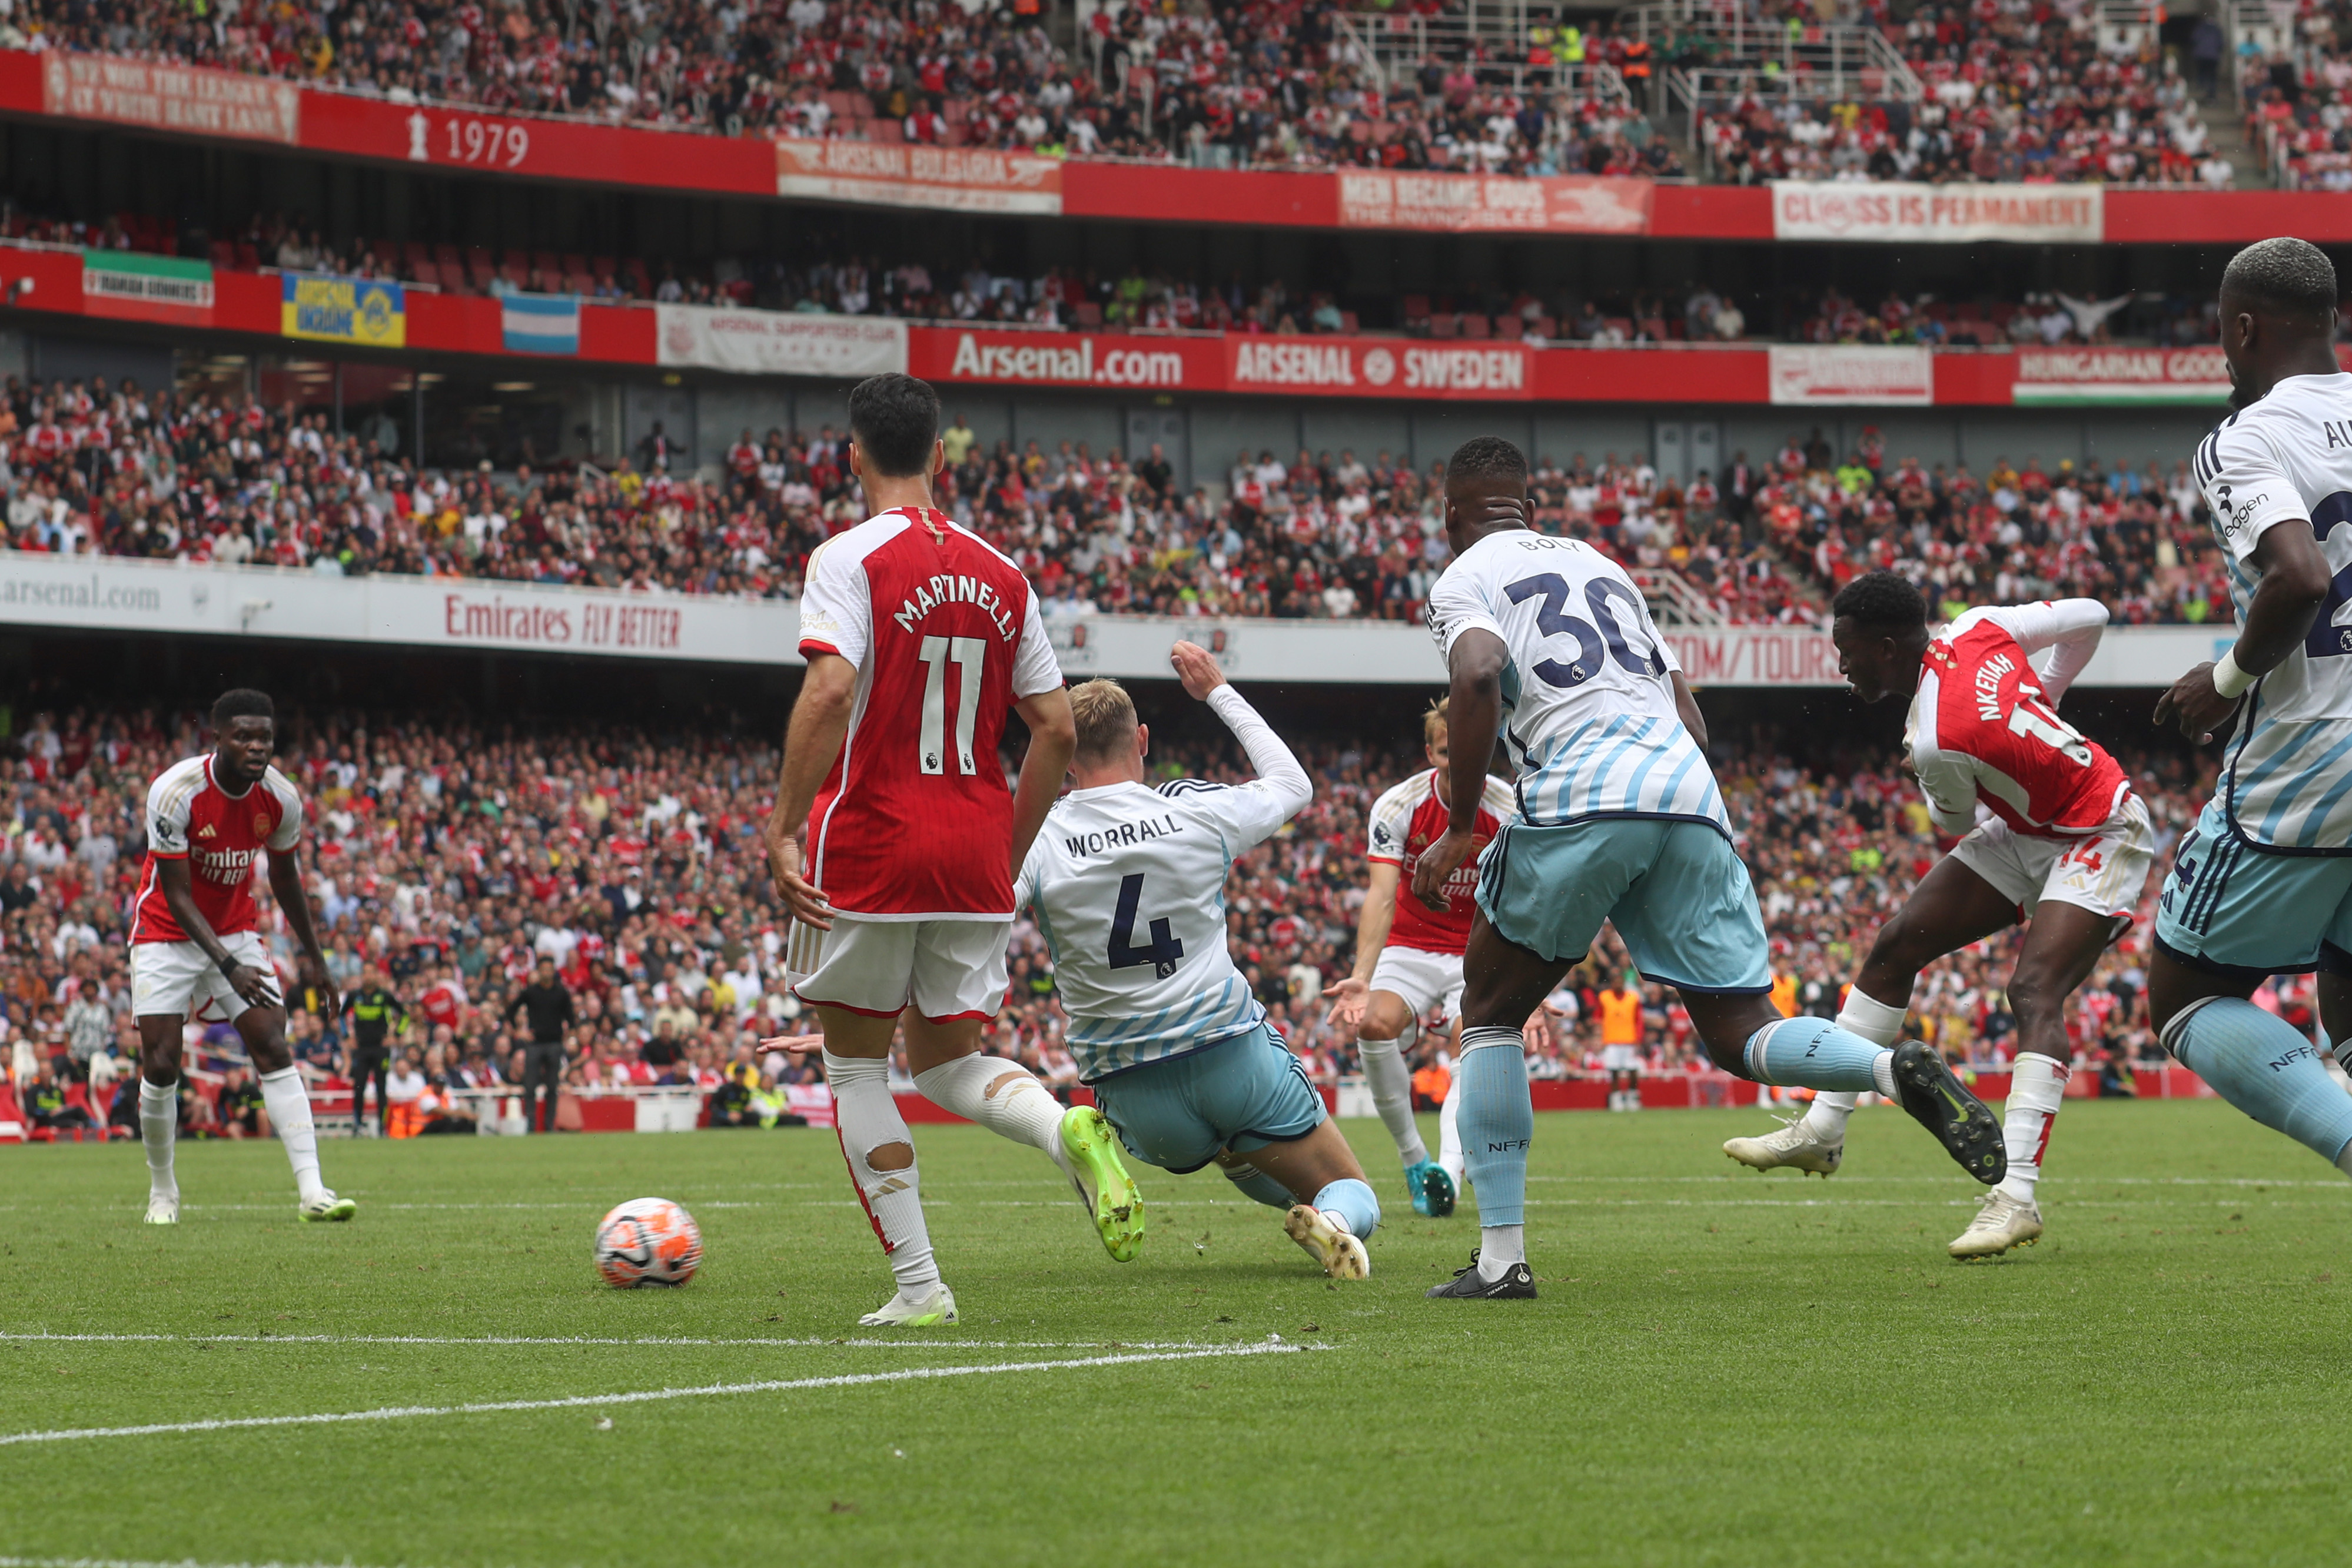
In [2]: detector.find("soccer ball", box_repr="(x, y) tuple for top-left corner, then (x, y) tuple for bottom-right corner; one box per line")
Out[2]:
(594, 1197), (703, 1288)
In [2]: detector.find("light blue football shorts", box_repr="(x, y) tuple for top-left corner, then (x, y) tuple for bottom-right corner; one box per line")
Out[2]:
(1087, 1024), (1327, 1175)
(2155, 796), (2352, 979)
(1475, 816), (1772, 995)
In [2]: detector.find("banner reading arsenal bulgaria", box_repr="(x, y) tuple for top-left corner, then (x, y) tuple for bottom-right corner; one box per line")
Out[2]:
(1771, 181), (2103, 243)
(773, 139), (1063, 214)
(1336, 171), (1652, 234)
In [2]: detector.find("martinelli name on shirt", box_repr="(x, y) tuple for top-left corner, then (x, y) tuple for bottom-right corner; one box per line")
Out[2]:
(891, 573), (1019, 640)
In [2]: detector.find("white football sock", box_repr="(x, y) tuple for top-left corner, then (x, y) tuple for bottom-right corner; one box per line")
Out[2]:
(1805, 988), (1910, 1135)
(1871, 1050), (1900, 1099)
(258, 1067), (327, 1203)
(1437, 1067), (1464, 1185)
(1476, 1223), (1526, 1280)
(826, 1050), (939, 1296)
(1354, 1035), (1429, 1168)
(912, 1053), (1067, 1170)
(139, 1077), (178, 1200)
(1995, 1051), (2069, 1203)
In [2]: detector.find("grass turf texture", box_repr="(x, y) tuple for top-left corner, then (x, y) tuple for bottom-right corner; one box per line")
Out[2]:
(2, 1100), (2347, 1567)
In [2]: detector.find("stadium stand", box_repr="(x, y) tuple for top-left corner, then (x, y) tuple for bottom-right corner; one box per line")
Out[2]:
(0, 0), (2255, 182)
(0, 371), (2238, 624)
(0, 695), (2209, 1141)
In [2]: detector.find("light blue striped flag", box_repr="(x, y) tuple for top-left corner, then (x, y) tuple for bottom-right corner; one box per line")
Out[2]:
(501, 292), (580, 356)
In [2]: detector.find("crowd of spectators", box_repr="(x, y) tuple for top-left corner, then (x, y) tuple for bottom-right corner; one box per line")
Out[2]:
(0, 690), (2221, 1142)
(2245, 2), (2352, 191)
(0, 368), (2240, 628)
(0, 0), (2248, 185)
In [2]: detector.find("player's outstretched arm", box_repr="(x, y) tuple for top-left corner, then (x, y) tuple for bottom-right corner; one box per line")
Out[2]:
(1413, 627), (1506, 911)
(2157, 518), (2331, 743)
(766, 653), (859, 928)
(1009, 684), (1077, 876)
(266, 852), (337, 1021)
(1171, 639), (1312, 824)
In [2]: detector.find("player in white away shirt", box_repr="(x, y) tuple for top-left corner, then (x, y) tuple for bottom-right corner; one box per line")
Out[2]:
(1015, 642), (1383, 1278)
(1410, 437), (2005, 1298)
(2145, 238), (2352, 1179)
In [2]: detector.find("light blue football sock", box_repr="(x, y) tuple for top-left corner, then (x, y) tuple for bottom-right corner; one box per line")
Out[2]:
(2166, 998), (2352, 1169)
(1742, 1016), (1893, 1094)
(1222, 1163), (1293, 1209)
(1457, 1026), (1533, 1227)
(1311, 1177), (1380, 1239)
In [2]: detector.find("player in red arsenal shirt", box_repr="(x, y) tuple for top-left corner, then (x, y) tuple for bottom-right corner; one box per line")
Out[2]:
(762, 373), (1137, 1327)
(1324, 700), (1514, 1218)
(1726, 573), (2153, 1258)
(131, 689), (352, 1224)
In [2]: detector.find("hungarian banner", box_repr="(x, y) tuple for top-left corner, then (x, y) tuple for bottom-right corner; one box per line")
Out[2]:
(1336, 171), (1652, 234)
(1768, 344), (1934, 406)
(1225, 335), (1533, 400)
(281, 274), (406, 348)
(656, 305), (906, 377)
(80, 250), (213, 325)
(42, 51), (299, 142)
(909, 327), (1219, 390)
(2011, 346), (2231, 405)
(773, 139), (1063, 214)
(1770, 181), (2102, 244)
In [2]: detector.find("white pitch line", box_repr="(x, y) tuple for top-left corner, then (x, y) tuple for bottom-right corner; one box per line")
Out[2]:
(0, 1342), (1317, 1447)
(0, 1558), (394, 1568)
(0, 1332), (1222, 1351)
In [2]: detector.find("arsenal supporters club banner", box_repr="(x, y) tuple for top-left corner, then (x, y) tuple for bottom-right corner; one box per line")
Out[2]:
(1337, 171), (1653, 234)
(1768, 344), (1935, 406)
(1224, 335), (1534, 400)
(1769, 181), (2104, 244)
(773, 139), (1064, 214)
(42, 51), (300, 142)
(656, 304), (908, 377)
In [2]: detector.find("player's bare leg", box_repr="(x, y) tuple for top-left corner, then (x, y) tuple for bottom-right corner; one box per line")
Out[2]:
(901, 1011), (1142, 1261)
(135, 1014), (186, 1223)
(1435, 1024), (1466, 1193)
(1350, 986), (1456, 1215)
(1729, 856), (2016, 1178)
(231, 1001), (353, 1222)
(1213, 1120), (1380, 1279)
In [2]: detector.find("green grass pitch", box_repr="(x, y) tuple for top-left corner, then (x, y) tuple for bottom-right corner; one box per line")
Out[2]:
(4, 1100), (2349, 1567)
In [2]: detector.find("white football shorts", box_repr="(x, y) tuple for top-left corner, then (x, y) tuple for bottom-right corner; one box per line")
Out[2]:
(1949, 793), (2155, 922)
(1368, 944), (1465, 1025)
(786, 915), (1010, 1024)
(1600, 1044), (1643, 1072)
(130, 931), (277, 1022)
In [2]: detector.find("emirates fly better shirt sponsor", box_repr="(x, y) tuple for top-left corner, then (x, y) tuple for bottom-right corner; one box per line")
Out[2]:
(133, 755), (304, 943)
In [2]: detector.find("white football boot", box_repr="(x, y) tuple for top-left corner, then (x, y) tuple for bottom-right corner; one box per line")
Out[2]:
(143, 1192), (180, 1225)
(299, 1189), (358, 1222)
(1722, 1112), (1844, 1177)
(859, 1283), (959, 1327)
(1283, 1204), (1370, 1280)
(1949, 1190), (2043, 1259)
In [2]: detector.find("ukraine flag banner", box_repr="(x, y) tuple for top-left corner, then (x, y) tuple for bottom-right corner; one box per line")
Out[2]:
(282, 274), (406, 348)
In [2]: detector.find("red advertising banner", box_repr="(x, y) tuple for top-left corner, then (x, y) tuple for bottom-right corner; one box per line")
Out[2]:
(40, 51), (298, 143)
(297, 89), (772, 196)
(1224, 335), (1533, 400)
(1336, 171), (1652, 234)
(774, 139), (1062, 213)
(908, 326), (1222, 390)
